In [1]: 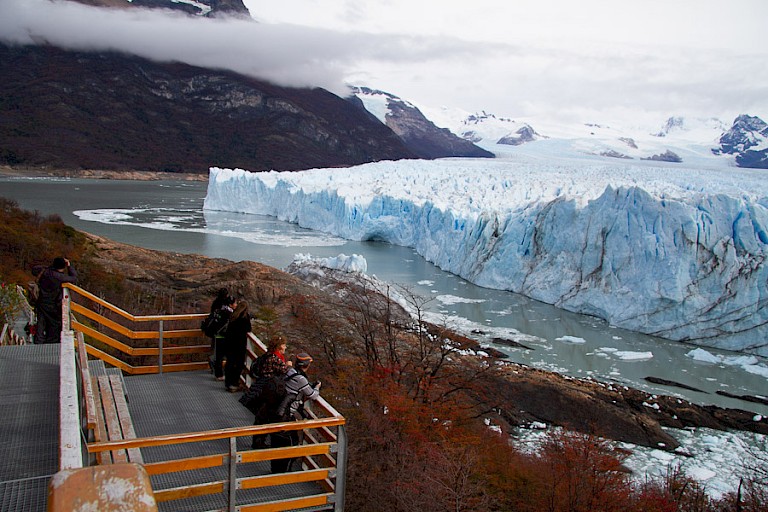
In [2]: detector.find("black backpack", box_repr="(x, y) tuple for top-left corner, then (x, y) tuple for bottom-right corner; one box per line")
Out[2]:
(240, 372), (300, 421)
(249, 352), (269, 379)
(201, 307), (228, 337)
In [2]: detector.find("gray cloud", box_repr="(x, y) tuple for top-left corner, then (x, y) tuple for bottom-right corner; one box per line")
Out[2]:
(1, 0), (766, 126)
(0, 0), (485, 96)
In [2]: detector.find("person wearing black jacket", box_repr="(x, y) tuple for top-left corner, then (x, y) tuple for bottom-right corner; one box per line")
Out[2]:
(35, 257), (77, 344)
(207, 288), (230, 379)
(223, 300), (251, 392)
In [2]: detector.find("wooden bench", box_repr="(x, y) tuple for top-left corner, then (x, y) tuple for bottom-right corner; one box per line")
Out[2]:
(77, 334), (143, 464)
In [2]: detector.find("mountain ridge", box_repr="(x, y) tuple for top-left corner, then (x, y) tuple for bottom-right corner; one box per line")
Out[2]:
(417, 102), (768, 169)
(0, 43), (418, 173)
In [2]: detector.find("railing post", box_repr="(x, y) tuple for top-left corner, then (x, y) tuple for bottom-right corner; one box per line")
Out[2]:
(62, 286), (71, 332)
(158, 320), (164, 374)
(335, 424), (348, 512)
(228, 437), (237, 511)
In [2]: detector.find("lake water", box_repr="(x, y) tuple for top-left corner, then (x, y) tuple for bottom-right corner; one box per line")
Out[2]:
(2, 176), (766, 415)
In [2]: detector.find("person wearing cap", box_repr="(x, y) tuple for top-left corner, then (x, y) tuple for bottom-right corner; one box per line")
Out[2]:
(35, 256), (77, 344)
(270, 351), (322, 473)
(282, 352), (321, 418)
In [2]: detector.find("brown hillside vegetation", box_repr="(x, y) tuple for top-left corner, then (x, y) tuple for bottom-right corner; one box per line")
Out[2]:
(0, 197), (766, 510)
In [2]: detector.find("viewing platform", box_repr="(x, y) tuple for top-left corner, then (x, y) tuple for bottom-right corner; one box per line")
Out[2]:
(0, 284), (347, 511)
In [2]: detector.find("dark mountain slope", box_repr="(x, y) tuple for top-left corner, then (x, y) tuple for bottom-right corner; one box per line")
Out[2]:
(69, 0), (252, 18)
(350, 86), (494, 159)
(0, 43), (416, 173)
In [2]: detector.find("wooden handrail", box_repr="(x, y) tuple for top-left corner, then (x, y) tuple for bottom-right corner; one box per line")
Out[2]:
(64, 283), (207, 323)
(87, 417), (345, 453)
(71, 303), (202, 339)
(64, 283), (213, 374)
(77, 333), (98, 432)
(73, 319), (209, 357)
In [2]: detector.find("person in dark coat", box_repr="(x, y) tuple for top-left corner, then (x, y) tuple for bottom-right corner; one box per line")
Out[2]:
(224, 300), (251, 392)
(207, 288), (230, 378)
(249, 335), (292, 449)
(35, 257), (77, 344)
(211, 295), (236, 381)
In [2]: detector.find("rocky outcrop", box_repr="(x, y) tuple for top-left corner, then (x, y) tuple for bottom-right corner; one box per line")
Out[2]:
(642, 150), (682, 162)
(653, 116), (685, 137)
(497, 125), (539, 146)
(0, 43), (416, 174)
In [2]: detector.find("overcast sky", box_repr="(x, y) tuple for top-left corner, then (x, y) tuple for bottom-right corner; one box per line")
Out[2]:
(2, 0), (766, 130)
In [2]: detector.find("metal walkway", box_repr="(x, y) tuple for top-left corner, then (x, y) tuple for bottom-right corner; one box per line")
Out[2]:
(0, 344), (60, 512)
(124, 369), (329, 511)
(0, 344), (330, 512)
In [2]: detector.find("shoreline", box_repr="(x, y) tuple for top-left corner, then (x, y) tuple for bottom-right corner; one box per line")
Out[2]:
(0, 165), (208, 181)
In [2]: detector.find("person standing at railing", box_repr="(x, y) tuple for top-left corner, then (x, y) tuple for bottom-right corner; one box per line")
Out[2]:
(269, 352), (322, 473)
(205, 294), (236, 381)
(223, 300), (251, 393)
(35, 257), (77, 344)
(205, 288), (230, 379)
(245, 335), (293, 449)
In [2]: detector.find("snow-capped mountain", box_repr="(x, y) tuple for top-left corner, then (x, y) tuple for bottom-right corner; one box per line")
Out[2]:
(413, 103), (768, 170)
(713, 114), (768, 169)
(349, 87), (494, 159)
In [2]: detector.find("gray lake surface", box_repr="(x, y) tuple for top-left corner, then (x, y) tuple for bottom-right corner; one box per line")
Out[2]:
(2, 176), (766, 415)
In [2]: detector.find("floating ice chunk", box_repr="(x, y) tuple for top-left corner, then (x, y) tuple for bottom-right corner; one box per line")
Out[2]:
(292, 253), (367, 273)
(556, 335), (586, 344)
(687, 466), (717, 481)
(687, 348), (768, 378)
(614, 351), (654, 361)
(436, 294), (486, 305)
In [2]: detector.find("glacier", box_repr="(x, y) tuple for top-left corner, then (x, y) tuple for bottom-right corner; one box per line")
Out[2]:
(203, 155), (768, 356)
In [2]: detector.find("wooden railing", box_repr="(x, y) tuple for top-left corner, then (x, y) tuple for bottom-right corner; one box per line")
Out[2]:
(63, 283), (210, 374)
(57, 284), (348, 511)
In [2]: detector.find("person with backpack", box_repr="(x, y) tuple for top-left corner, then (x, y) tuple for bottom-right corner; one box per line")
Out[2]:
(35, 257), (77, 344)
(203, 288), (230, 378)
(203, 294), (236, 381)
(268, 352), (322, 473)
(223, 300), (251, 392)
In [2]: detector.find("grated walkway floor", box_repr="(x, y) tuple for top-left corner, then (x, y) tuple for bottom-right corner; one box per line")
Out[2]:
(123, 370), (330, 512)
(0, 344), (60, 512)
(0, 346), (331, 511)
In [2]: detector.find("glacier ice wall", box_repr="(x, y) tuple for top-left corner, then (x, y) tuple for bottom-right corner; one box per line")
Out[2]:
(204, 164), (768, 356)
